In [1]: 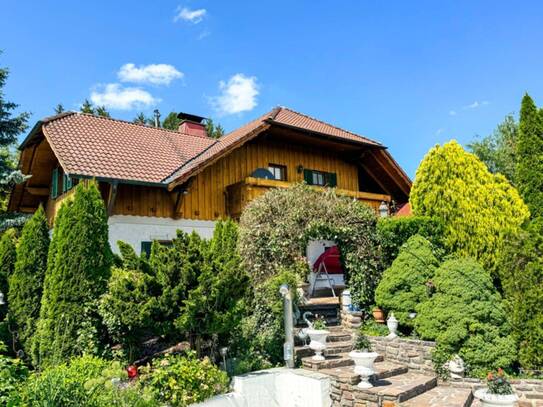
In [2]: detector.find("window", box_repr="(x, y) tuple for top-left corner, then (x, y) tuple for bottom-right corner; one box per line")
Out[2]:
(268, 164), (287, 181)
(141, 240), (173, 257)
(303, 169), (337, 187)
(63, 174), (74, 193)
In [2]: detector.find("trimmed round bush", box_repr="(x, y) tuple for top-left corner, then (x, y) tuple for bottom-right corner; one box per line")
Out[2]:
(377, 215), (443, 269)
(415, 257), (516, 377)
(239, 183), (381, 308)
(375, 235), (439, 329)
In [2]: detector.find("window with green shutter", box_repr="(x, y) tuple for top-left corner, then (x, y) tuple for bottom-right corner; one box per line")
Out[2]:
(51, 168), (59, 198)
(62, 174), (73, 193)
(303, 169), (337, 187)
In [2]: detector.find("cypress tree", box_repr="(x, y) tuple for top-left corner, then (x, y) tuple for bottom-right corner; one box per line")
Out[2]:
(0, 228), (17, 318)
(35, 182), (112, 366)
(8, 206), (49, 356)
(516, 94), (543, 218)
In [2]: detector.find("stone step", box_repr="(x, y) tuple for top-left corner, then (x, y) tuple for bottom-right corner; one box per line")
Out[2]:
(319, 360), (408, 385)
(301, 352), (384, 371)
(400, 385), (473, 407)
(293, 328), (353, 346)
(295, 340), (354, 359)
(364, 372), (438, 404)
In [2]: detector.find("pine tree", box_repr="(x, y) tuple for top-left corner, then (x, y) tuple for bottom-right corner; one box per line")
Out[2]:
(0, 54), (30, 228)
(162, 112), (181, 130)
(94, 106), (110, 118)
(133, 112), (148, 125)
(0, 228), (17, 318)
(516, 94), (543, 218)
(35, 182), (112, 366)
(205, 119), (224, 139)
(54, 104), (64, 114)
(80, 99), (94, 114)
(8, 206), (49, 357)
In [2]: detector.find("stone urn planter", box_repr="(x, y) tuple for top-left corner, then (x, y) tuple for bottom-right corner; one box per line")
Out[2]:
(307, 329), (330, 361)
(349, 350), (380, 388)
(473, 389), (518, 407)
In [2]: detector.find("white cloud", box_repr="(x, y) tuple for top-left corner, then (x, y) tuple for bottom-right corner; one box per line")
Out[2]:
(464, 100), (489, 109)
(449, 110), (457, 116)
(210, 74), (259, 115)
(118, 63), (183, 85)
(174, 7), (207, 24)
(90, 83), (160, 110)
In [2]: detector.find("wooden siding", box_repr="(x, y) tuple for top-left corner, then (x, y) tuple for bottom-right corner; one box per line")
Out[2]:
(175, 138), (360, 220)
(40, 134), (394, 224)
(226, 177), (390, 219)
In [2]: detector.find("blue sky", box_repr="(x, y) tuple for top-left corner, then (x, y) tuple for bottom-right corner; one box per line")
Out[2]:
(2, 0), (543, 177)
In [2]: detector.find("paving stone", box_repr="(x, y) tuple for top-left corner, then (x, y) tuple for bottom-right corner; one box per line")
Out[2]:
(400, 385), (473, 407)
(364, 372), (437, 402)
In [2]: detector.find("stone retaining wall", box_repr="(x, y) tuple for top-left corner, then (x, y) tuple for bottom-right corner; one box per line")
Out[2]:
(443, 377), (543, 407)
(367, 336), (436, 374)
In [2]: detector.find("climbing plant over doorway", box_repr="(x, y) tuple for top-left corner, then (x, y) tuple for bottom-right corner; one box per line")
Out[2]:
(238, 183), (382, 309)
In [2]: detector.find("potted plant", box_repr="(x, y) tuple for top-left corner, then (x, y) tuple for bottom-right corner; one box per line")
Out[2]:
(348, 332), (380, 389)
(372, 306), (385, 323)
(307, 314), (330, 361)
(474, 369), (518, 407)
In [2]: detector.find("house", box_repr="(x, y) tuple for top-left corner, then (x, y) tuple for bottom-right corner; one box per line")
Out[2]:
(8, 107), (411, 254)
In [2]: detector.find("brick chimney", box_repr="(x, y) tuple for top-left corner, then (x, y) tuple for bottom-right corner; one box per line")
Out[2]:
(177, 112), (208, 138)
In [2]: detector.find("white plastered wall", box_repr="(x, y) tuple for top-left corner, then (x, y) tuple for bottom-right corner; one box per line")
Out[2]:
(108, 215), (216, 254)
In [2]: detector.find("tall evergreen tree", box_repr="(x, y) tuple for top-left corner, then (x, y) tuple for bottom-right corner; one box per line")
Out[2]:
(54, 104), (64, 114)
(205, 119), (224, 139)
(8, 206), (49, 357)
(0, 228), (17, 318)
(0, 53), (30, 229)
(35, 182), (112, 366)
(516, 93), (543, 218)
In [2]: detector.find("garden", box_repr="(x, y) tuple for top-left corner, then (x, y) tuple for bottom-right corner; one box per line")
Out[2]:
(0, 94), (541, 406)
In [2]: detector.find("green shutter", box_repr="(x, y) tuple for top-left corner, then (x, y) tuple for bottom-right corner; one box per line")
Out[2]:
(303, 169), (313, 185)
(51, 168), (59, 198)
(66, 176), (73, 191)
(328, 172), (337, 187)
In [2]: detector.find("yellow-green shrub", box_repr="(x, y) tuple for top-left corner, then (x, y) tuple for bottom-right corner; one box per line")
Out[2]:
(410, 140), (529, 272)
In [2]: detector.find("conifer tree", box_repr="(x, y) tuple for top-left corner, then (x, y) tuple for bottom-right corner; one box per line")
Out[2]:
(8, 206), (49, 356)
(410, 140), (529, 272)
(0, 228), (17, 318)
(516, 94), (543, 218)
(35, 182), (112, 366)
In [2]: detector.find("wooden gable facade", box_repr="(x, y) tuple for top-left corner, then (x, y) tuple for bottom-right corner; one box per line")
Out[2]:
(9, 110), (411, 227)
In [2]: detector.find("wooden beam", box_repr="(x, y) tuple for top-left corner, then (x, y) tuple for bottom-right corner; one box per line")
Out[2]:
(107, 182), (119, 216)
(26, 186), (50, 196)
(19, 206), (37, 213)
(360, 163), (393, 195)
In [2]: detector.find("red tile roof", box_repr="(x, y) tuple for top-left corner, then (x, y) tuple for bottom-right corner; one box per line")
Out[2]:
(39, 113), (214, 184)
(26, 107), (384, 186)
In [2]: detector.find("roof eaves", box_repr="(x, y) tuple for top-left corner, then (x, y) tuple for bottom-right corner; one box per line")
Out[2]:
(265, 119), (386, 149)
(18, 111), (77, 150)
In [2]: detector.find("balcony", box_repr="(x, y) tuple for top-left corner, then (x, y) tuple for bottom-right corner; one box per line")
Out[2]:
(225, 177), (391, 219)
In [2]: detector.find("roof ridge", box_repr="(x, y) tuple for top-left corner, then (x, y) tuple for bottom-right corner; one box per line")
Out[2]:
(220, 107), (278, 140)
(68, 112), (212, 140)
(277, 106), (381, 145)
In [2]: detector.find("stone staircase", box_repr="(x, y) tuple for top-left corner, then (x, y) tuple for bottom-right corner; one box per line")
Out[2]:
(297, 325), (475, 406)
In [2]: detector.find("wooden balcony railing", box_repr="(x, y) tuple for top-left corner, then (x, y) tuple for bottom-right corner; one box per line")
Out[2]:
(226, 177), (391, 219)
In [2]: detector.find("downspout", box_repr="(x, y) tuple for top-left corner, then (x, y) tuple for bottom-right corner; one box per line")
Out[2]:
(279, 284), (295, 368)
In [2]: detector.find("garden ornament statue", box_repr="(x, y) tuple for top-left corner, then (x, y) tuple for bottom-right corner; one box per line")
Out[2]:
(279, 284), (295, 368)
(448, 354), (465, 379)
(386, 313), (398, 339)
